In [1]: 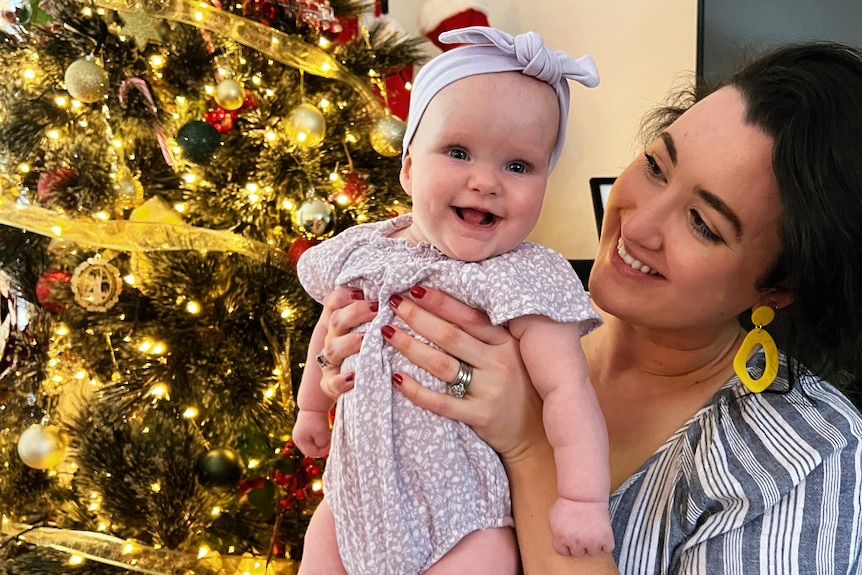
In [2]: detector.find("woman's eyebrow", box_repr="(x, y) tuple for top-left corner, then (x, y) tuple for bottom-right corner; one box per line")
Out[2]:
(697, 186), (743, 240)
(661, 132), (677, 165)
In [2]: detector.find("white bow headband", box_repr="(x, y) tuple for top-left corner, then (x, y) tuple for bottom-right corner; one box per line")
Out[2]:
(402, 26), (600, 171)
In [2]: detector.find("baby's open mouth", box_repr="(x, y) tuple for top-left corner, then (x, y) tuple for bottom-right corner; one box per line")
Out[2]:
(455, 207), (497, 226)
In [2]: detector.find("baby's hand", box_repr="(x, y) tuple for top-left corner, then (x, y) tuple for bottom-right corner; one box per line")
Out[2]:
(549, 498), (615, 557)
(291, 410), (332, 458)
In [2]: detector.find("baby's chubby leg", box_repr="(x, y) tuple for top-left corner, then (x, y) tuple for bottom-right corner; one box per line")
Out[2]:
(296, 498), (348, 575)
(425, 527), (519, 575)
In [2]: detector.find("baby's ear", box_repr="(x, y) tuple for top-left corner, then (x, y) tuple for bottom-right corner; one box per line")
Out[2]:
(399, 153), (413, 196)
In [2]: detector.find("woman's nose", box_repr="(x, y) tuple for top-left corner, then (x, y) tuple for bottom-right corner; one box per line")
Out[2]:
(619, 188), (669, 252)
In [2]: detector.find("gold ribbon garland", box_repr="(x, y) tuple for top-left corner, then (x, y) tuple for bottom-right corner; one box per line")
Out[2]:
(91, 0), (386, 117)
(0, 199), (292, 272)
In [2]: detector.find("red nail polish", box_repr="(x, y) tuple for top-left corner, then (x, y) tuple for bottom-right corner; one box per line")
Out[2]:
(389, 294), (403, 309)
(346, 372), (355, 382)
(381, 325), (395, 339)
(410, 286), (426, 299)
(370, 301), (379, 312)
(351, 289), (364, 300)
(392, 373), (403, 386)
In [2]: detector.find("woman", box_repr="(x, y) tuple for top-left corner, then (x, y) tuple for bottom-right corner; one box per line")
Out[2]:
(311, 42), (862, 573)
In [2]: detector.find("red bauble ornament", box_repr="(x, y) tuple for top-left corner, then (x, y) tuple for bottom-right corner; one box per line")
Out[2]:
(329, 171), (369, 203)
(37, 167), (79, 204)
(287, 237), (321, 269)
(35, 269), (72, 313)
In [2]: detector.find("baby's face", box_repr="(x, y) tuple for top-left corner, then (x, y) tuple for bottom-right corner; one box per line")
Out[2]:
(399, 72), (559, 262)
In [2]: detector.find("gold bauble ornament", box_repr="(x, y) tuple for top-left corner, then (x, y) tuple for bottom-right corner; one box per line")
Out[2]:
(369, 115), (406, 157)
(114, 173), (145, 210)
(215, 79), (245, 111)
(64, 57), (110, 103)
(17, 424), (67, 470)
(292, 198), (336, 240)
(285, 102), (326, 148)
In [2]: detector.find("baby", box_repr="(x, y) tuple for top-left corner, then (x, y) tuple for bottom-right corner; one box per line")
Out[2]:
(293, 26), (613, 574)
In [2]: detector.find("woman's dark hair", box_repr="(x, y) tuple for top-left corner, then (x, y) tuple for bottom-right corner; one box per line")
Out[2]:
(642, 43), (862, 396)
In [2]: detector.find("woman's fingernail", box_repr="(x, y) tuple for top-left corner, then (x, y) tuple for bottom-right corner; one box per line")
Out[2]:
(370, 301), (379, 312)
(389, 294), (403, 309)
(409, 286), (426, 299)
(381, 325), (395, 339)
(351, 289), (364, 300)
(392, 373), (403, 386)
(345, 372), (355, 382)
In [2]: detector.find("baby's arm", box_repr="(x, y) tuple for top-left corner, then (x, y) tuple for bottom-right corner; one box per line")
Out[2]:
(509, 315), (614, 557)
(291, 310), (336, 458)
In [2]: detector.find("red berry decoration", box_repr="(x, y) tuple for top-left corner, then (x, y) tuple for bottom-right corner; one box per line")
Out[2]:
(35, 269), (72, 313)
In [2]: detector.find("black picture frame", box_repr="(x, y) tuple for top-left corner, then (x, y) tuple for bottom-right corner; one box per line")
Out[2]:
(589, 177), (615, 239)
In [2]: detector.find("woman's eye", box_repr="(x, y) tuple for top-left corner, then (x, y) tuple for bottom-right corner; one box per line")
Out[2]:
(689, 209), (722, 243)
(448, 148), (468, 160)
(507, 162), (527, 174)
(644, 152), (662, 178)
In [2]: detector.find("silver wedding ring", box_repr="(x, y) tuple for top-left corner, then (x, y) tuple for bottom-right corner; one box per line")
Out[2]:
(447, 361), (473, 398)
(316, 352), (337, 369)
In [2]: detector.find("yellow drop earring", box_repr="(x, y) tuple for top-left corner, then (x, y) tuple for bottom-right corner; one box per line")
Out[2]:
(733, 305), (779, 393)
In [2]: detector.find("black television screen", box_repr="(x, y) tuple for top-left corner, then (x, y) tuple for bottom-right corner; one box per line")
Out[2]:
(697, 0), (862, 85)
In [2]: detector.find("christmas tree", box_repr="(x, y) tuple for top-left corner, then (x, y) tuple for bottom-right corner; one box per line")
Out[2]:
(0, 0), (424, 571)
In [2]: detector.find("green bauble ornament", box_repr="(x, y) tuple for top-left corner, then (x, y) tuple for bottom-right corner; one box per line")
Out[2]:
(64, 57), (110, 104)
(196, 448), (244, 489)
(18, 424), (67, 470)
(285, 102), (326, 148)
(177, 120), (221, 164)
(215, 79), (245, 111)
(369, 115), (406, 157)
(292, 197), (336, 240)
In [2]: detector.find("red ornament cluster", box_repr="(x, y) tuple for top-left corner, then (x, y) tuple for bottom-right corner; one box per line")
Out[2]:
(204, 90), (258, 134)
(239, 438), (323, 513)
(242, 0), (343, 39)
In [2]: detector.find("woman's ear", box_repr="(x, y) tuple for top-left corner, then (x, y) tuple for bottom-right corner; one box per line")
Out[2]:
(399, 153), (413, 197)
(760, 285), (794, 311)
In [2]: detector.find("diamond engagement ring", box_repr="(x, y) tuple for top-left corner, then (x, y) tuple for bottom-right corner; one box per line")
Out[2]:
(316, 352), (337, 369)
(447, 360), (473, 398)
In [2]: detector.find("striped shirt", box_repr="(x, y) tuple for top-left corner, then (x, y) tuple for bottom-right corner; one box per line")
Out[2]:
(609, 351), (862, 574)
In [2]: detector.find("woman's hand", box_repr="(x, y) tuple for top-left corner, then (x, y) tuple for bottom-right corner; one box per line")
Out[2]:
(316, 287), (378, 400)
(384, 285), (547, 463)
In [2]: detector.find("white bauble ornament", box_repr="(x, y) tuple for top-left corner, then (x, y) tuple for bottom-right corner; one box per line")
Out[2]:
(369, 115), (405, 157)
(64, 57), (110, 103)
(215, 79), (245, 111)
(18, 424), (67, 469)
(285, 103), (326, 148)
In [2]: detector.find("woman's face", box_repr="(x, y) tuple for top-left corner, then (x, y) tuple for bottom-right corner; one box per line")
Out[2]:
(589, 87), (785, 333)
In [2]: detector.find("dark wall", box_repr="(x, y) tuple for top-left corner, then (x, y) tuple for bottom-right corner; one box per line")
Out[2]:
(698, 0), (862, 85)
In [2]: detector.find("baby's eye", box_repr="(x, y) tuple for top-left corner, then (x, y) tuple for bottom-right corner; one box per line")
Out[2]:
(448, 148), (468, 160)
(507, 162), (527, 174)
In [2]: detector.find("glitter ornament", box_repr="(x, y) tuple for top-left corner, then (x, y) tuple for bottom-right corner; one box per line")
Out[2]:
(176, 120), (221, 164)
(369, 115), (405, 157)
(0, 0), (32, 41)
(196, 447), (244, 489)
(64, 57), (110, 103)
(214, 78), (245, 111)
(114, 171), (145, 210)
(285, 102), (326, 148)
(18, 424), (67, 470)
(292, 197), (335, 240)
(36, 167), (79, 204)
(35, 269), (72, 313)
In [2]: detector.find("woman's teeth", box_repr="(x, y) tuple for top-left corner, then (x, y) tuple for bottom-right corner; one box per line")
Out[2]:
(617, 239), (659, 275)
